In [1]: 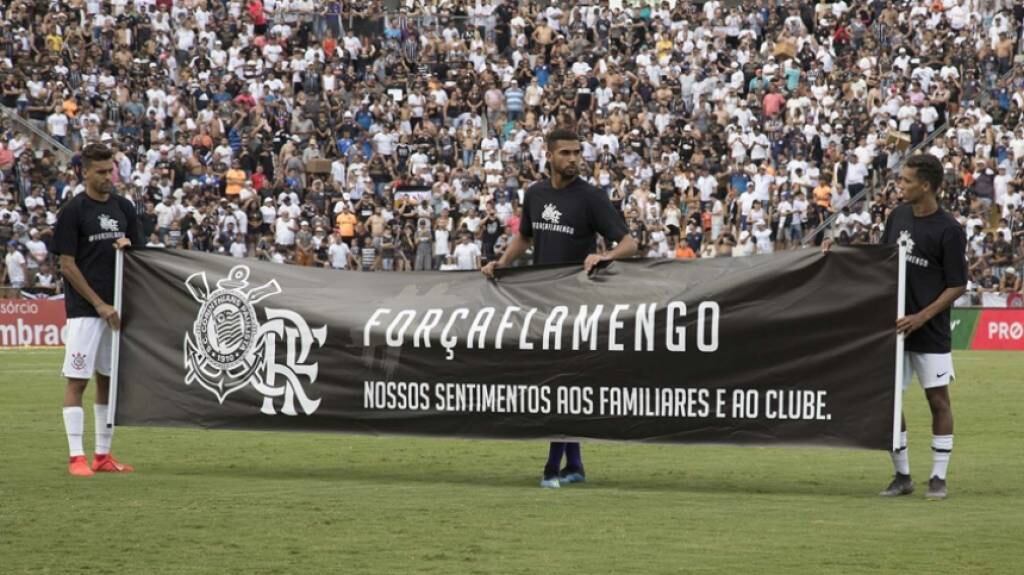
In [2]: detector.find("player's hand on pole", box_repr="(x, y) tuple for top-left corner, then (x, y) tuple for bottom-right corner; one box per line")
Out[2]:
(97, 303), (121, 331)
(896, 312), (926, 336)
(113, 238), (132, 250)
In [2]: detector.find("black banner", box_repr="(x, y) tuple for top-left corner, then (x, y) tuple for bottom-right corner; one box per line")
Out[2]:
(115, 247), (898, 450)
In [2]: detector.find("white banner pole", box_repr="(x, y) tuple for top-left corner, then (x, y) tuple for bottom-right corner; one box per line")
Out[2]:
(892, 238), (908, 452)
(106, 248), (124, 429)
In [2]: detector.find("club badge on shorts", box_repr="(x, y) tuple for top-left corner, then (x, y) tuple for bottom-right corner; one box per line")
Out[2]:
(71, 352), (87, 372)
(184, 265), (327, 415)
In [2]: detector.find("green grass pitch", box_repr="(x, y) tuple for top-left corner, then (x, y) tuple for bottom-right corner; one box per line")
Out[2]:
(1, 349), (1022, 574)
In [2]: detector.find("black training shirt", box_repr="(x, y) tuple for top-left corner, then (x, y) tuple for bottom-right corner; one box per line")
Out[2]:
(520, 177), (629, 265)
(54, 192), (142, 318)
(881, 203), (967, 353)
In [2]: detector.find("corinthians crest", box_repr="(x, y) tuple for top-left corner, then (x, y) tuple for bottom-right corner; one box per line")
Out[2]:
(184, 265), (327, 415)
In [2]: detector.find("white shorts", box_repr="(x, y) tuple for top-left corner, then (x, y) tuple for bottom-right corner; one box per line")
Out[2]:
(902, 352), (955, 391)
(62, 317), (113, 379)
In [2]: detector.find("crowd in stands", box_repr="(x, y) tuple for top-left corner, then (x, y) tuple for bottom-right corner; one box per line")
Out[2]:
(1, 0), (1023, 305)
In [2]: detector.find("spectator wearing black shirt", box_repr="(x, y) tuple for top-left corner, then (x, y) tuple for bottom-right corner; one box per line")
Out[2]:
(481, 128), (637, 489)
(477, 206), (502, 263)
(991, 236), (1014, 279)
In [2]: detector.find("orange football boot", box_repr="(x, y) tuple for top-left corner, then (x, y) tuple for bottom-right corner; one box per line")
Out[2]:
(92, 454), (135, 473)
(68, 455), (94, 477)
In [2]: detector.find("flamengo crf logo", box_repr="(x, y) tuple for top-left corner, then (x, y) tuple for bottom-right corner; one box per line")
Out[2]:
(184, 265), (327, 416)
(98, 214), (119, 232)
(542, 203), (562, 224)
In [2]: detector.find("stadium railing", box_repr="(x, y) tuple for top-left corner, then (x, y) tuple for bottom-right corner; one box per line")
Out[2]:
(801, 63), (1022, 247)
(276, 9), (475, 38)
(799, 122), (951, 247)
(0, 105), (73, 162)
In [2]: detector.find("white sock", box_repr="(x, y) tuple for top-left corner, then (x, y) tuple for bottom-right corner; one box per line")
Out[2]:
(931, 435), (953, 480)
(94, 404), (113, 456)
(62, 407), (85, 458)
(890, 431), (909, 475)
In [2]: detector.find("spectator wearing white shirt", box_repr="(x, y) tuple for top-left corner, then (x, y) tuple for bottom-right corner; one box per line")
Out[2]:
(23, 188), (46, 211)
(145, 233), (166, 248)
(274, 211), (298, 247)
(46, 106), (69, 147)
(751, 167), (774, 202)
(452, 234), (481, 270)
(696, 169), (718, 207)
(843, 154), (869, 199)
(734, 230), (755, 257)
(752, 220), (773, 254)
(4, 242), (27, 288)
(229, 234), (248, 258)
(277, 196), (301, 219)
(154, 196), (182, 243)
(328, 235), (355, 270)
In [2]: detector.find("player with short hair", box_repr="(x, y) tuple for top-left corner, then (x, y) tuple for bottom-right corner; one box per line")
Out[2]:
(881, 154), (966, 500)
(54, 143), (142, 476)
(482, 127), (638, 488)
(831, 153), (966, 499)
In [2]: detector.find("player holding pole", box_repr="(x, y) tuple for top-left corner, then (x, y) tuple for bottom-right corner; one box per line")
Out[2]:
(54, 143), (142, 477)
(826, 153), (966, 499)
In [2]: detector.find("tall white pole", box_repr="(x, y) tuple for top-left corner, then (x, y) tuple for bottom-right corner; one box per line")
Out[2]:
(892, 238), (908, 451)
(106, 248), (124, 428)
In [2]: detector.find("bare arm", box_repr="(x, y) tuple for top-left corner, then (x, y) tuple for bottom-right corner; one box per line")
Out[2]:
(59, 254), (120, 329)
(481, 233), (531, 278)
(584, 233), (638, 273)
(495, 233), (531, 267)
(897, 286), (966, 335)
(605, 233), (639, 259)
